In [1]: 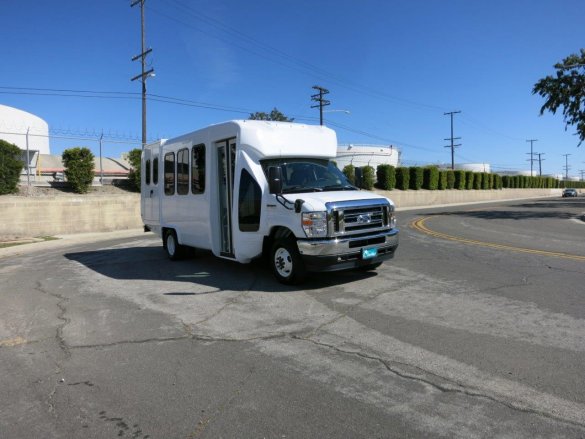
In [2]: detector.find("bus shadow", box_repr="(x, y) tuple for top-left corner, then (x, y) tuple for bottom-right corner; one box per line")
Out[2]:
(64, 246), (377, 294)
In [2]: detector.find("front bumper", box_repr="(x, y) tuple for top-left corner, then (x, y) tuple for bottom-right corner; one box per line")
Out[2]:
(296, 229), (399, 272)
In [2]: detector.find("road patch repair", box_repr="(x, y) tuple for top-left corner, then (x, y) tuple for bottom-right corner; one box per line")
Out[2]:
(0, 336), (27, 348)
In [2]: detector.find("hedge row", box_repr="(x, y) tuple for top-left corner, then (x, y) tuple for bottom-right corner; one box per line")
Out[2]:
(367, 165), (571, 191)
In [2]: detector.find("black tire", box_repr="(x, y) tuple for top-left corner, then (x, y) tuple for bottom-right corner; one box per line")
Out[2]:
(164, 229), (185, 261)
(270, 238), (307, 285)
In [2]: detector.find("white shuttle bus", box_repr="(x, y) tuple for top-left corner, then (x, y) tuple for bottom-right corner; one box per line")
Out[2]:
(141, 120), (399, 284)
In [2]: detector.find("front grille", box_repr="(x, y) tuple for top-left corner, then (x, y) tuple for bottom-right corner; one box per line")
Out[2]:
(343, 206), (385, 232)
(327, 199), (393, 237)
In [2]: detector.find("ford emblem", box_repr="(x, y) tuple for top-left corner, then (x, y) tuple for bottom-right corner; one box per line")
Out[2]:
(357, 214), (371, 224)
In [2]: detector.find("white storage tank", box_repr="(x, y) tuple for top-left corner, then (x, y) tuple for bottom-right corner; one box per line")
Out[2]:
(455, 163), (491, 173)
(336, 144), (400, 170)
(0, 104), (50, 154)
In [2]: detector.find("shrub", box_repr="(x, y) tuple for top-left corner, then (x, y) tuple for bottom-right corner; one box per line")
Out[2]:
(423, 166), (440, 190)
(0, 139), (24, 195)
(395, 167), (409, 190)
(342, 164), (355, 185)
(480, 173), (489, 190)
(454, 170), (466, 189)
(127, 148), (142, 191)
(376, 164), (396, 190)
(438, 171), (448, 190)
(493, 174), (502, 189)
(62, 147), (95, 193)
(446, 170), (455, 189)
(409, 166), (423, 190)
(473, 172), (482, 190)
(465, 171), (474, 190)
(360, 165), (375, 190)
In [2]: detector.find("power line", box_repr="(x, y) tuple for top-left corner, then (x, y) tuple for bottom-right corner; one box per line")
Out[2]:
(149, 0), (448, 113)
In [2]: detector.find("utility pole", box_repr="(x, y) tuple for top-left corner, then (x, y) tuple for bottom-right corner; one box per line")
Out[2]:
(131, 0), (154, 149)
(526, 139), (538, 176)
(443, 111), (461, 170)
(535, 152), (545, 176)
(311, 85), (330, 126)
(562, 153), (571, 180)
(579, 169), (585, 181)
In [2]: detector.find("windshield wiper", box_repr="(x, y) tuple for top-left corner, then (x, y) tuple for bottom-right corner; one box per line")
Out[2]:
(322, 184), (357, 191)
(283, 186), (323, 193)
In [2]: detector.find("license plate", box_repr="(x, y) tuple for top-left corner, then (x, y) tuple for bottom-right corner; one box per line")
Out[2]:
(362, 247), (378, 259)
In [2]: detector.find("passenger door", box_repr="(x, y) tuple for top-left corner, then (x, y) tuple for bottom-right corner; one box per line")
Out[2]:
(142, 146), (160, 224)
(216, 138), (236, 257)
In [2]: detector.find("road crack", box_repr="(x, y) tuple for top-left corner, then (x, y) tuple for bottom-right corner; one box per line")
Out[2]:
(291, 334), (585, 430)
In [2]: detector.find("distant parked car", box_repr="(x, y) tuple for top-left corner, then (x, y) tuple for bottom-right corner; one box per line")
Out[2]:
(562, 188), (578, 197)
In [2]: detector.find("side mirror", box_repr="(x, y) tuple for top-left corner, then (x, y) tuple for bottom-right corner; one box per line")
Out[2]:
(268, 166), (283, 194)
(355, 166), (363, 189)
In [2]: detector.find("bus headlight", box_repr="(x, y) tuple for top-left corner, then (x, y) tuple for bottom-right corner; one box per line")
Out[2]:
(302, 212), (328, 238)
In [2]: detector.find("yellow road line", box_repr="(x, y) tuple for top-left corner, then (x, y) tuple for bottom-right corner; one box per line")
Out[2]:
(0, 336), (27, 347)
(411, 216), (585, 262)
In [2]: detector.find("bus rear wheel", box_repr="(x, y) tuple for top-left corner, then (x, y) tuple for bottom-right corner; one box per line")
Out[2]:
(164, 229), (185, 260)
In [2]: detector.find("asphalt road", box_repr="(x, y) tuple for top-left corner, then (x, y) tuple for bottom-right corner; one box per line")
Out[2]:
(1, 196), (585, 438)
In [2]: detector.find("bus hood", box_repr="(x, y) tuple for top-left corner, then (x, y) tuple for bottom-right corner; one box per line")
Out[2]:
(289, 190), (395, 212)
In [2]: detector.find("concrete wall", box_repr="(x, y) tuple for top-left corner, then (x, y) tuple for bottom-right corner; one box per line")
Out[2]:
(374, 188), (563, 209)
(0, 188), (564, 239)
(0, 194), (142, 238)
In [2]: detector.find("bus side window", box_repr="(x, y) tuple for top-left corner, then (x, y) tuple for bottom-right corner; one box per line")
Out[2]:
(192, 144), (206, 194)
(238, 169), (261, 232)
(145, 159), (151, 185)
(164, 152), (175, 195)
(152, 157), (159, 185)
(177, 148), (189, 195)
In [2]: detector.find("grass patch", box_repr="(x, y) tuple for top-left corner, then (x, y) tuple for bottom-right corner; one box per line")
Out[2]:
(0, 236), (60, 249)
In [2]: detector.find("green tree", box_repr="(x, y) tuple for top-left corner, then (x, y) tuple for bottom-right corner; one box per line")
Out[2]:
(248, 108), (294, 122)
(62, 147), (95, 193)
(0, 139), (23, 195)
(127, 148), (142, 191)
(533, 49), (585, 145)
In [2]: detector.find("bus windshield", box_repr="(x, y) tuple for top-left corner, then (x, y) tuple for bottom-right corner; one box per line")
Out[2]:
(261, 158), (357, 193)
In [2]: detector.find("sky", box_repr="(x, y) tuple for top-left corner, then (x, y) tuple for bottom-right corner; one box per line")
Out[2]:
(1, 0), (585, 178)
